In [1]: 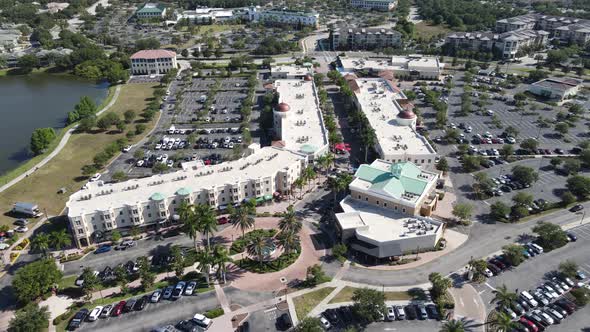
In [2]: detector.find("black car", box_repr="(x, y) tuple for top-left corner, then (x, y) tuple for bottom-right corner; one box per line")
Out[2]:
(124, 298), (137, 312)
(134, 296), (148, 311)
(487, 263), (501, 275)
(324, 309), (340, 325)
(276, 313), (292, 331)
(426, 304), (439, 320)
(570, 204), (584, 212)
(566, 232), (577, 242)
(99, 266), (113, 281)
(176, 319), (201, 332)
(404, 305), (417, 320)
(337, 306), (353, 324)
(67, 309), (89, 330)
(511, 302), (525, 315)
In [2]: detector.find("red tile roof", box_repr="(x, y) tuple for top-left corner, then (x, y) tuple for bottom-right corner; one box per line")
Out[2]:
(130, 49), (176, 59)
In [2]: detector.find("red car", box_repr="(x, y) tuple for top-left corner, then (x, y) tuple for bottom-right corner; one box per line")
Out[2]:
(519, 317), (538, 332)
(217, 216), (229, 225)
(112, 301), (126, 316)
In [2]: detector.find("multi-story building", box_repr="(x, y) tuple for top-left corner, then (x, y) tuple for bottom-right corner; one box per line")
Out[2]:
(135, 3), (167, 20)
(272, 75), (330, 161)
(329, 27), (402, 51)
(528, 77), (584, 102)
(334, 160), (442, 260)
(350, 0), (397, 11)
(175, 8), (234, 24)
(244, 7), (319, 28)
(66, 145), (307, 247)
(338, 55), (444, 80)
(347, 77), (437, 167)
(270, 64), (312, 79)
(130, 49), (177, 75)
(495, 13), (590, 44)
(445, 29), (549, 59)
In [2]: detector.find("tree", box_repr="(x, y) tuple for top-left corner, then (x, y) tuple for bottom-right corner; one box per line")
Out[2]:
(563, 158), (581, 175)
(570, 287), (590, 307)
(211, 244), (232, 284)
(170, 246), (185, 278)
(31, 233), (50, 257)
(461, 155), (481, 172)
(566, 175), (590, 198)
(8, 303), (49, 332)
(229, 205), (255, 238)
(133, 149), (145, 160)
(561, 191), (577, 207)
(196, 204), (217, 251)
(440, 319), (465, 332)
(504, 126), (519, 138)
(491, 284), (517, 310)
(12, 259), (62, 304)
(332, 243), (347, 259)
(246, 233), (274, 264)
(351, 288), (386, 324)
(30, 128), (57, 155)
(500, 145), (514, 159)
(452, 203), (473, 224)
(17, 54), (40, 73)
(294, 317), (324, 332)
(532, 222), (568, 251)
(278, 205), (301, 235)
(78, 116), (96, 132)
(140, 270), (156, 290)
(512, 192), (533, 207)
(116, 121), (126, 133)
(110, 230), (122, 243)
(468, 258), (489, 282)
(492, 311), (516, 332)
(436, 157), (449, 173)
(490, 202), (510, 222)
(124, 110), (136, 124)
(276, 230), (300, 255)
(195, 249), (214, 285)
(502, 244), (525, 266)
(429, 273), (451, 300)
(305, 264), (330, 287)
(511, 165), (538, 186)
(559, 260), (578, 279)
(178, 202), (200, 251)
(550, 157), (562, 169)
(114, 265), (129, 294)
(555, 122), (569, 136)
(520, 138), (539, 153)
(80, 267), (99, 300)
(49, 230), (72, 255)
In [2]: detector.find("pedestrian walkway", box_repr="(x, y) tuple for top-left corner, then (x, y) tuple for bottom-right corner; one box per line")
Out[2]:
(214, 284), (231, 313)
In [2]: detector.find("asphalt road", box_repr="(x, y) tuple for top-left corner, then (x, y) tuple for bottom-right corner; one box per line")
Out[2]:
(365, 320), (444, 332)
(77, 289), (218, 332)
(329, 202), (590, 287)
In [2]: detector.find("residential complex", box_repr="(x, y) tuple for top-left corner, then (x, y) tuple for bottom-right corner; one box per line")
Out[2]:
(270, 64), (312, 79)
(135, 3), (167, 20)
(338, 55), (444, 80)
(349, 0), (398, 11)
(243, 7), (319, 28)
(528, 77), (584, 102)
(174, 8), (234, 24)
(0, 27), (23, 53)
(130, 49), (177, 75)
(329, 27), (402, 51)
(496, 13), (590, 44)
(272, 75), (330, 160)
(66, 145), (307, 247)
(335, 160), (442, 260)
(445, 29), (549, 59)
(347, 77), (437, 167)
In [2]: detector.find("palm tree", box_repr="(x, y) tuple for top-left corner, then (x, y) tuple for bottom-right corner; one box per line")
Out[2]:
(276, 230), (300, 255)
(303, 167), (317, 190)
(429, 272), (452, 300)
(294, 178), (304, 199)
(490, 284), (517, 310)
(49, 230), (72, 256)
(195, 204), (217, 251)
(211, 244), (232, 284)
(440, 319), (465, 332)
(31, 233), (50, 257)
(361, 128), (376, 162)
(246, 233), (273, 264)
(492, 311), (516, 332)
(178, 202), (200, 251)
(278, 205), (302, 235)
(230, 205), (255, 238)
(195, 249), (214, 285)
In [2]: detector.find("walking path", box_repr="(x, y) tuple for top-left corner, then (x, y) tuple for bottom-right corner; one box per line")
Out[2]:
(0, 85), (122, 194)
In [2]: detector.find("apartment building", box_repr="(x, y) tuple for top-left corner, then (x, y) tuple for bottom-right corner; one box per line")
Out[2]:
(338, 54), (444, 80)
(329, 27), (402, 51)
(272, 75), (330, 161)
(445, 29), (549, 59)
(66, 146), (306, 247)
(244, 7), (319, 28)
(495, 13), (590, 44)
(347, 77), (437, 167)
(135, 3), (167, 20)
(350, 0), (398, 11)
(334, 160), (442, 260)
(130, 49), (177, 75)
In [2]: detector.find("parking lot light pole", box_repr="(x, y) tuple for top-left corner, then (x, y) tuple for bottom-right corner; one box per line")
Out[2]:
(580, 210), (586, 225)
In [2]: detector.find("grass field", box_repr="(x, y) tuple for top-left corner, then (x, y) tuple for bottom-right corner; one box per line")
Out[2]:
(414, 22), (452, 40)
(0, 83), (158, 227)
(328, 286), (426, 304)
(293, 287), (336, 319)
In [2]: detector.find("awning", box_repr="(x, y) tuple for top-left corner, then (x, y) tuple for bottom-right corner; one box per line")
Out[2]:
(263, 194), (273, 201)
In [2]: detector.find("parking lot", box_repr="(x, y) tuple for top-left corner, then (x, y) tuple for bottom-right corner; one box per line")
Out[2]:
(247, 306), (292, 332)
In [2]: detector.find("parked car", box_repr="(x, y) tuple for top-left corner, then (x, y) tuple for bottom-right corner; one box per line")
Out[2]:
(90, 173), (101, 182)
(394, 305), (405, 320)
(217, 216), (229, 225)
(14, 226), (28, 233)
(14, 219), (28, 226)
(94, 245), (112, 254)
(566, 232), (577, 242)
(570, 204), (584, 212)
(134, 296), (148, 311)
(193, 313), (212, 329)
(576, 270), (586, 280)
(163, 286), (174, 299)
(176, 319), (201, 332)
(67, 309), (89, 330)
(172, 281), (186, 299)
(404, 305), (417, 320)
(276, 313), (292, 330)
(426, 304), (439, 320)
(386, 306), (396, 321)
(87, 306), (103, 322)
(124, 299), (137, 312)
(112, 301), (126, 316)
(100, 304), (113, 318)
(185, 281), (197, 295)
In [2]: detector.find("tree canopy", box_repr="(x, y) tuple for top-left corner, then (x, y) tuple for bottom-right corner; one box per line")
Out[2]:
(30, 128), (56, 155)
(12, 259), (62, 304)
(351, 288), (386, 324)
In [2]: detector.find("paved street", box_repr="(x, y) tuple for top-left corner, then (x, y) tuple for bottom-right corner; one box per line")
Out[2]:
(77, 290), (218, 332)
(247, 305), (290, 332)
(365, 320), (444, 332)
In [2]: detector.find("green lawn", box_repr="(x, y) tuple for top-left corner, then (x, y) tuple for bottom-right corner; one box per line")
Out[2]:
(414, 22), (452, 40)
(293, 287), (336, 319)
(57, 275), (78, 290)
(328, 286), (426, 304)
(0, 83), (158, 227)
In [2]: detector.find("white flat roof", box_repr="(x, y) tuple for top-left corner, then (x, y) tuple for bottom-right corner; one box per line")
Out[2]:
(354, 78), (436, 157)
(67, 147), (303, 216)
(271, 64), (311, 77)
(274, 79), (329, 154)
(340, 55), (443, 73)
(337, 196), (442, 243)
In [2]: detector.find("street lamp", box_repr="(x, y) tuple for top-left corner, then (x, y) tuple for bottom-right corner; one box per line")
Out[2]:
(580, 210), (586, 225)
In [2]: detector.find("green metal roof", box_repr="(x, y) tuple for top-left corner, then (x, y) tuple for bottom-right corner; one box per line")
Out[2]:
(136, 3), (165, 14)
(356, 162), (429, 199)
(150, 192), (166, 201)
(176, 187), (192, 196)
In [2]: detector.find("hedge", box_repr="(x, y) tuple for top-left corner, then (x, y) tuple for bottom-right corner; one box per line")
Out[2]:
(204, 307), (224, 319)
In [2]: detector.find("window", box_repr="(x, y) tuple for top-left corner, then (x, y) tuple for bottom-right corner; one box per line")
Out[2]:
(134, 217), (140, 222)
(365, 197), (368, 201)
(172, 200), (176, 204)
(106, 223), (112, 228)
(402, 208), (406, 213)
(148, 213), (152, 218)
(221, 190), (224, 194)
(75, 220), (81, 226)
(92, 225), (97, 230)
(147, 206), (150, 210)
(222, 198), (225, 202)
(121, 219), (125, 223)
(358, 195), (361, 199)
(384, 203), (387, 207)
(376, 200), (380, 205)
(160, 212), (166, 217)
(119, 211), (123, 215)
(132, 209), (138, 214)
(394, 206), (398, 210)
(78, 229), (84, 234)
(257, 190), (261, 195)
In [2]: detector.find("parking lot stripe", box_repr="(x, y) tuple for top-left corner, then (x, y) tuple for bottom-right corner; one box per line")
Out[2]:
(485, 282), (496, 291)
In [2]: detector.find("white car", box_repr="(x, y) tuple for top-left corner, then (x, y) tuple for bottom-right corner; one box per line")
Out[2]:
(193, 313), (212, 329)
(15, 226), (28, 233)
(100, 304), (113, 318)
(320, 316), (331, 329)
(484, 268), (494, 278)
(88, 306), (103, 321)
(155, 144), (162, 150)
(123, 145), (132, 152)
(0, 243), (10, 250)
(386, 306), (395, 321)
(136, 160), (144, 167)
(90, 173), (101, 182)
(166, 160), (174, 168)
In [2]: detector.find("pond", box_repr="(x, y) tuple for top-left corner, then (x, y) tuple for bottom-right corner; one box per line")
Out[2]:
(0, 74), (109, 175)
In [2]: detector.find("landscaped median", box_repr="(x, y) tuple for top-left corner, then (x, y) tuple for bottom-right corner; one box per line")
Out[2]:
(328, 286), (428, 304)
(293, 287), (336, 319)
(0, 83), (159, 227)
